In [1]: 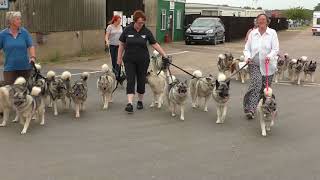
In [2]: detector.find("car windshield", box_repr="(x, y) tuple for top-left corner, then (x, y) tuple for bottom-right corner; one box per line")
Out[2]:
(192, 19), (217, 27)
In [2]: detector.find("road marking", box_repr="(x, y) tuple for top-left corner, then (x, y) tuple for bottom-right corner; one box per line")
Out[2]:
(167, 51), (190, 56)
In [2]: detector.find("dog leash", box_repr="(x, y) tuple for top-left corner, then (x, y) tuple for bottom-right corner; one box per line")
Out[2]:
(225, 62), (249, 81)
(265, 57), (270, 94)
(30, 61), (47, 80)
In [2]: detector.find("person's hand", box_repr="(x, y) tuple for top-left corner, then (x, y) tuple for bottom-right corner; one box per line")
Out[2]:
(105, 41), (109, 47)
(29, 56), (36, 64)
(265, 57), (270, 64)
(246, 58), (252, 64)
(117, 58), (122, 65)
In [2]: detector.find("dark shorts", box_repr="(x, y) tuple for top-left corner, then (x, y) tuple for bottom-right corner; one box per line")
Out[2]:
(2, 70), (31, 85)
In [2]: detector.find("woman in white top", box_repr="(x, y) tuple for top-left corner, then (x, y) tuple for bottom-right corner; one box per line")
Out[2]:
(243, 14), (279, 119)
(105, 15), (123, 75)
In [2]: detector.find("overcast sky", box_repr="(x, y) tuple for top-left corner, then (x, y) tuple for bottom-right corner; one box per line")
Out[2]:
(186, 0), (319, 10)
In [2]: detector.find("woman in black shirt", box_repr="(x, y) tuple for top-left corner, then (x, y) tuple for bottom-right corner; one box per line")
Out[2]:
(118, 10), (168, 113)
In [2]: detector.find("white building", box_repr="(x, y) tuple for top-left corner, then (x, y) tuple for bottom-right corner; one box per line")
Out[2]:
(185, 3), (265, 17)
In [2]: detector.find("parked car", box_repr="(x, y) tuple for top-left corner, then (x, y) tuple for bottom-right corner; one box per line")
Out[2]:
(185, 17), (225, 45)
(312, 11), (320, 35)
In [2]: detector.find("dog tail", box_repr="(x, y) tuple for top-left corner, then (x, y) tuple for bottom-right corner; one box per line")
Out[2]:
(301, 56), (308, 61)
(153, 50), (159, 56)
(240, 55), (245, 62)
(218, 54), (226, 60)
(61, 71), (72, 81)
(31, 86), (42, 96)
(47, 71), (56, 80)
(192, 70), (202, 78)
(217, 73), (226, 82)
(101, 64), (110, 73)
(14, 77), (26, 85)
(263, 87), (273, 97)
(291, 59), (297, 63)
(35, 63), (42, 71)
(81, 72), (90, 81)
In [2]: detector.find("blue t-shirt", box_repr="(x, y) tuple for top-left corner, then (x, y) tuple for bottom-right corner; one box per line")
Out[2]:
(0, 27), (33, 71)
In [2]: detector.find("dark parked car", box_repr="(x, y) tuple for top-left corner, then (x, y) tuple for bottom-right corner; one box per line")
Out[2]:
(185, 17), (225, 45)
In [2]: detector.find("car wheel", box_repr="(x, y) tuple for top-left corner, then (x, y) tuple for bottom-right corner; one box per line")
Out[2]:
(212, 36), (217, 45)
(313, 32), (316, 36)
(185, 40), (191, 45)
(221, 36), (226, 43)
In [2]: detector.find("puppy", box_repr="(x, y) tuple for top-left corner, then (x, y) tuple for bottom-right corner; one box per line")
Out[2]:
(71, 72), (89, 118)
(212, 73), (230, 124)
(304, 61), (317, 83)
(97, 64), (116, 110)
(0, 77), (27, 127)
(257, 88), (277, 137)
(12, 86), (45, 134)
(47, 71), (69, 116)
(217, 53), (234, 75)
(189, 70), (215, 112)
(146, 70), (167, 109)
(168, 78), (188, 121)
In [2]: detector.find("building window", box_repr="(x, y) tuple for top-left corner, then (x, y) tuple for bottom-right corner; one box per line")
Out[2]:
(176, 10), (182, 29)
(161, 10), (167, 30)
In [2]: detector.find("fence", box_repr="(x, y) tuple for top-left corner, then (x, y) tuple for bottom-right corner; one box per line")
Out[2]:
(0, 0), (106, 32)
(185, 14), (288, 42)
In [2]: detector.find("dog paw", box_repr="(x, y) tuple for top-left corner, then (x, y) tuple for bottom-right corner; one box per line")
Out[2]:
(76, 114), (80, 118)
(180, 116), (185, 121)
(54, 112), (58, 116)
(0, 123), (6, 127)
(270, 121), (275, 127)
(150, 103), (155, 108)
(266, 127), (271, 132)
(21, 130), (27, 134)
(192, 104), (196, 108)
(171, 113), (176, 117)
(262, 131), (267, 137)
(204, 107), (208, 112)
(216, 120), (223, 124)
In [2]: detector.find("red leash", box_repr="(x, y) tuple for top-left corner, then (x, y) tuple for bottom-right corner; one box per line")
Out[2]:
(265, 57), (270, 94)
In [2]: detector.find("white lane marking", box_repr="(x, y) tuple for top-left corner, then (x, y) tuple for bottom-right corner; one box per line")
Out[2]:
(167, 51), (190, 56)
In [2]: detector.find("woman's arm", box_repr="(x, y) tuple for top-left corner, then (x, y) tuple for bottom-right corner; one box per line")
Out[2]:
(117, 42), (125, 65)
(151, 43), (167, 57)
(29, 46), (36, 63)
(105, 32), (110, 46)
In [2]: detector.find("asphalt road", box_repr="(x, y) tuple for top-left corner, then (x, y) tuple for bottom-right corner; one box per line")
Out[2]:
(1, 28), (320, 180)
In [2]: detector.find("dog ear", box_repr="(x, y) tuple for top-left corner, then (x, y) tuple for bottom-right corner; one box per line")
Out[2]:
(226, 80), (231, 87)
(215, 80), (220, 88)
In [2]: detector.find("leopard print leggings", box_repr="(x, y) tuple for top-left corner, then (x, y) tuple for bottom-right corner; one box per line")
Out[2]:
(243, 64), (274, 114)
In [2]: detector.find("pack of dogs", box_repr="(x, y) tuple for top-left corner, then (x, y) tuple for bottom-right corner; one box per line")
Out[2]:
(1, 50), (316, 137)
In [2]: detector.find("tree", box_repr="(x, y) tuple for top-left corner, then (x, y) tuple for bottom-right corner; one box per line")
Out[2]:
(257, 7), (263, 10)
(284, 7), (312, 20)
(314, 3), (320, 11)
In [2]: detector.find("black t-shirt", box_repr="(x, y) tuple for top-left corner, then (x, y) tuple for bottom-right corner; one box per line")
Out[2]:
(119, 23), (157, 62)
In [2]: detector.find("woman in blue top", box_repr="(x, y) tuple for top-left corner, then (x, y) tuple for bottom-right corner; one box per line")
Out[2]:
(0, 11), (36, 85)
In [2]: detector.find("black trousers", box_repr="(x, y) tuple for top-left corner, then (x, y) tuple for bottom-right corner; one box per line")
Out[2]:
(124, 59), (150, 95)
(3, 70), (31, 85)
(109, 45), (120, 76)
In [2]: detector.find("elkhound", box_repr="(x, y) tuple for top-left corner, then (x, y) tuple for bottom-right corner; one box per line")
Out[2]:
(304, 61), (317, 83)
(212, 73), (231, 124)
(257, 88), (277, 137)
(0, 77), (27, 127)
(146, 70), (167, 109)
(189, 70), (215, 112)
(234, 55), (249, 84)
(275, 55), (287, 83)
(97, 64), (116, 110)
(47, 71), (70, 116)
(71, 72), (89, 118)
(293, 59), (304, 85)
(12, 86), (45, 134)
(150, 50), (163, 73)
(217, 53), (234, 75)
(168, 78), (188, 121)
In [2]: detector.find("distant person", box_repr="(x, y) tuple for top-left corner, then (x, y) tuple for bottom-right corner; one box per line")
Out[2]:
(105, 15), (122, 75)
(117, 10), (168, 114)
(245, 19), (258, 42)
(0, 11), (36, 85)
(243, 13), (279, 119)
